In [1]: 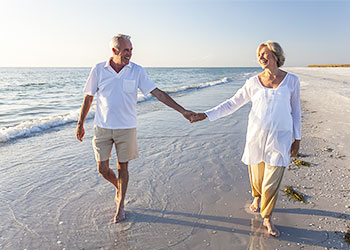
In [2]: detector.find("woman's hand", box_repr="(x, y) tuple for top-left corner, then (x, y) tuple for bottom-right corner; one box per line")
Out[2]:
(290, 140), (300, 157)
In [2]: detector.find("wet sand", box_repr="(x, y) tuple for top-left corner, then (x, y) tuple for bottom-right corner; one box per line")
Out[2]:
(1, 67), (349, 249)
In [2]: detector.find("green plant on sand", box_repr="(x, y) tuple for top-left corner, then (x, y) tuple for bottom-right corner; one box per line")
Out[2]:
(284, 186), (305, 202)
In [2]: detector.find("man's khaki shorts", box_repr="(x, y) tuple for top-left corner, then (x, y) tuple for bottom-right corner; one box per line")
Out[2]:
(92, 126), (138, 163)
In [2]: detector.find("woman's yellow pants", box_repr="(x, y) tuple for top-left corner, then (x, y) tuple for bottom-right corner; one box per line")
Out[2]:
(248, 162), (285, 218)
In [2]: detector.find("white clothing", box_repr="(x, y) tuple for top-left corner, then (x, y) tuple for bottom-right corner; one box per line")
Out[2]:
(205, 73), (301, 167)
(83, 60), (156, 129)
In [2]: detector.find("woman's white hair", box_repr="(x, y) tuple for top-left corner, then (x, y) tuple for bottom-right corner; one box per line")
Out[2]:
(110, 34), (131, 51)
(257, 41), (285, 67)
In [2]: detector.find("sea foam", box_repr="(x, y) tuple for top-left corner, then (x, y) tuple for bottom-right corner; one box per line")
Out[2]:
(137, 77), (232, 102)
(0, 111), (95, 143)
(1, 77), (233, 143)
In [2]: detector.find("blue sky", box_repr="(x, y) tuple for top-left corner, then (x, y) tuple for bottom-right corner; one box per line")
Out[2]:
(1, 0), (349, 67)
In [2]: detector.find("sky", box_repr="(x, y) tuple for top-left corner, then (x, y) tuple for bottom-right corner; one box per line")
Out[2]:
(0, 0), (349, 67)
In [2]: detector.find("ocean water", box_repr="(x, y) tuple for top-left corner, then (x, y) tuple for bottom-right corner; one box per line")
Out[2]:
(0, 67), (260, 143)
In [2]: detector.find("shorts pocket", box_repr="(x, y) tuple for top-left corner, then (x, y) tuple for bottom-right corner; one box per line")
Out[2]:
(123, 80), (136, 93)
(94, 126), (101, 137)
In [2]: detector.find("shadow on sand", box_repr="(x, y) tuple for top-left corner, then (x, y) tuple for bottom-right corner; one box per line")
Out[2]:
(274, 207), (350, 220)
(126, 207), (347, 249)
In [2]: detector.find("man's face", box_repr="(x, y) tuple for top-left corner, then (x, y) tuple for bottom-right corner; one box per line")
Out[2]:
(115, 38), (133, 65)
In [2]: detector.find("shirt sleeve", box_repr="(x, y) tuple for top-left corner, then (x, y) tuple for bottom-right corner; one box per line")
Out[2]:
(138, 67), (156, 95)
(205, 80), (251, 121)
(291, 76), (302, 140)
(83, 66), (98, 96)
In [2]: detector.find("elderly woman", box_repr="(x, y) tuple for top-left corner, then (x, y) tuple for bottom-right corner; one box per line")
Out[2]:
(191, 41), (301, 237)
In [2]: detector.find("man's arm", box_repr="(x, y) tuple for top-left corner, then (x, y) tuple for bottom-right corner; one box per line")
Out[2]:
(150, 88), (195, 121)
(75, 94), (94, 141)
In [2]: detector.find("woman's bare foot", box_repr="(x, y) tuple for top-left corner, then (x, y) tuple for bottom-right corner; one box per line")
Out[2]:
(250, 197), (260, 212)
(263, 218), (280, 237)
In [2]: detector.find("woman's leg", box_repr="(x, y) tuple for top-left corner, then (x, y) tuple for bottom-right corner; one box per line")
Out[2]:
(260, 164), (285, 236)
(248, 162), (265, 212)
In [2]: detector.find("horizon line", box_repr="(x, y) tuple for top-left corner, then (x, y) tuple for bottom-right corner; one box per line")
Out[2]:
(0, 65), (305, 68)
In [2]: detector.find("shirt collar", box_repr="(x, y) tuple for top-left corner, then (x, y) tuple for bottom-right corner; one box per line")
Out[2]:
(105, 58), (132, 69)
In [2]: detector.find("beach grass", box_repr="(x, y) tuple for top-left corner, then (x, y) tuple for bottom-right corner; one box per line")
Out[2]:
(308, 64), (350, 67)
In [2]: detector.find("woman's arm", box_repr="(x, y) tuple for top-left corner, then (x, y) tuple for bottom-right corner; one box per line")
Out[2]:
(291, 76), (302, 140)
(290, 76), (302, 156)
(290, 139), (300, 157)
(205, 81), (251, 121)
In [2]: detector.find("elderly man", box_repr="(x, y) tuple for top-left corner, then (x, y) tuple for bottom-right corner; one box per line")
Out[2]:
(76, 34), (194, 223)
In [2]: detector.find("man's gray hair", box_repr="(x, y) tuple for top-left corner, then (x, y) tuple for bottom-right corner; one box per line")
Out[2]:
(110, 34), (131, 50)
(257, 41), (285, 67)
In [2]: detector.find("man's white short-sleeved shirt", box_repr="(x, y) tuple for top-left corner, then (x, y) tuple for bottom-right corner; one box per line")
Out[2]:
(83, 60), (156, 129)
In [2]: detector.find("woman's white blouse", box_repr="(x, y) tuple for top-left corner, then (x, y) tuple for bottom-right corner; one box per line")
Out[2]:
(205, 73), (301, 167)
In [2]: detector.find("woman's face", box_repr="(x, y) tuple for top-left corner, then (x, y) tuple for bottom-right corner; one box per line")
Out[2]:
(257, 46), (277, 69)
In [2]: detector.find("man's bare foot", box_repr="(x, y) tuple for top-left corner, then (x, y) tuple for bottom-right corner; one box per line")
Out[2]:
(263, 218), (280, 237)
(114, 189), (125, 223)
(114, 207), (125, 223)
(250, 197), (260, 212)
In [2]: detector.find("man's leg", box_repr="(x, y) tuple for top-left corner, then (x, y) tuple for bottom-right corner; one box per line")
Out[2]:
(93, 126), (117, 188)
(114, 161), (128, 223)
(97, 160), (118, 189)
(112, 128), (137, 223)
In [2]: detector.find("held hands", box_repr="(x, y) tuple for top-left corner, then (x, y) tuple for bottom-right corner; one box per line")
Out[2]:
(190, 112), (207, 123)
(181, 110), (207, 123)
(182, 110), (197, 122)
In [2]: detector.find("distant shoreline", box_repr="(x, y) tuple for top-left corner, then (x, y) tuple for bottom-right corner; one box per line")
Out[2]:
(308, 64), (350, 67)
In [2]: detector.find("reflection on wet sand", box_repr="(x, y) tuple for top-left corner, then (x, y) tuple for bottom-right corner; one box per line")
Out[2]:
(247, 214), (268, 250)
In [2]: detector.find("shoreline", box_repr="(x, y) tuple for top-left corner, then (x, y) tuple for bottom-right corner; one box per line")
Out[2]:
(1, 67), (349, 249)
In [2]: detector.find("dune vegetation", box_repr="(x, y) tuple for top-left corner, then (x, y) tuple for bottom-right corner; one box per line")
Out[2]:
(308, 64), (350, 67)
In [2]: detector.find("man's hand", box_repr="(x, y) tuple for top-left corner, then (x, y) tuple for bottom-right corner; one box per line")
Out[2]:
(182, 110), (197, 122)
(75, 94), (93, 142)
(76, 124), (85, 142)
(190, 113), (207, 123)
(290, 140), (300, 157)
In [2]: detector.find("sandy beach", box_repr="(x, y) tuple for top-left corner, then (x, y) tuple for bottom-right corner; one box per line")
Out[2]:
(1, 67), (350, 249)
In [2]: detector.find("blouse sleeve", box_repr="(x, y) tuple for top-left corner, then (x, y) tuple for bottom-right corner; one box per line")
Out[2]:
(291, 76), (302, 140)
(205, 80), (251, 121)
